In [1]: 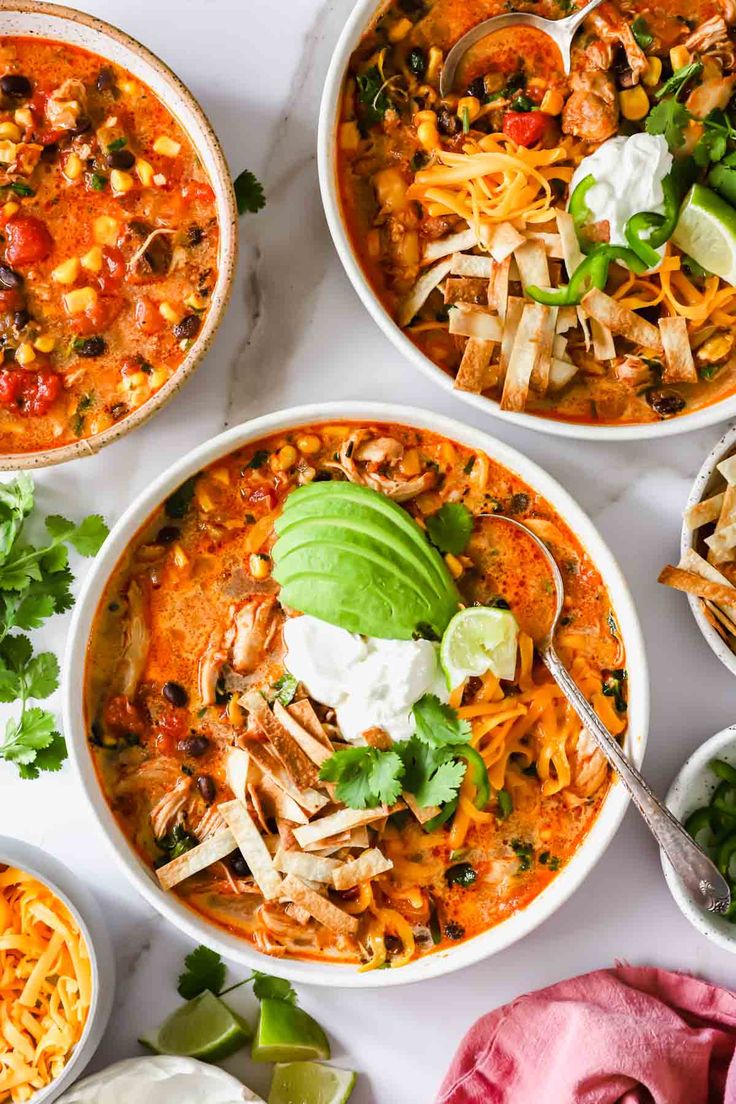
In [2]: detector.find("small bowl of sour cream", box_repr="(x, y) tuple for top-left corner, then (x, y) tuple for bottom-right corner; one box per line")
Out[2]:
(57, 1056), (265, 1104)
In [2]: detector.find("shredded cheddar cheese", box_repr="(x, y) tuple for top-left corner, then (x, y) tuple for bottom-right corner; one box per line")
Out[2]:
(0, 867), (91, 1103)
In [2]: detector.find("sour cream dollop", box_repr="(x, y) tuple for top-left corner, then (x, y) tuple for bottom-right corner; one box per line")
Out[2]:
(58, 1056), (264, 1104)
(569, 132), (672, 251)
(283, 615), (448, 744)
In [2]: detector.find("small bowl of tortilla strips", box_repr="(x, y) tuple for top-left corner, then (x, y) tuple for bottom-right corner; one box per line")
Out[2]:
(0, 837), (114, 1104)
(659, 423), (736, 676)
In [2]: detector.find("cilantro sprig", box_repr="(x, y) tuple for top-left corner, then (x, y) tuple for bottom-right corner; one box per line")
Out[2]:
(645, 97), (691, 150)
(0, 475), (108, 779)
(425, 503), (473, 556)
(234, 169), (266, 215)
(177, 943), (296, 1004)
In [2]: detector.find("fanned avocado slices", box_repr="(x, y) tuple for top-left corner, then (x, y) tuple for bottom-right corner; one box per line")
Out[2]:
(272, 482), (461, 640)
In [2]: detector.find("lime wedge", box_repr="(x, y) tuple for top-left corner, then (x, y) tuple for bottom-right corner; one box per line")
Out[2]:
(440, 606), (519, 690)
(268, 1062), (356, 1104)
(672, 183), (736, 286)
(252, 999), (330, 1063)
(139, 990), (251, 1062)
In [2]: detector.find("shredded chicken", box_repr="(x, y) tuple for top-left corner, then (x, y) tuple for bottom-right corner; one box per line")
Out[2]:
(231, 595), (279, 672)
(613, 355), (653, 389)
(354, 436), (404, 464)
(325, 430), (436, 501)
(149, 776), (193, 839)
(687, 75), (736, 119)
(562, 71), (619, 143)
(45, 79), (86, 130)
(198, 628), (229, 706)
(686, 14), (730, 52)
(195, 805), (227, 841)
(568, 728), (608, 799)
(117, 580), (150, 698)
(719, 0), (736, 23)
(586, 1), (648, 82)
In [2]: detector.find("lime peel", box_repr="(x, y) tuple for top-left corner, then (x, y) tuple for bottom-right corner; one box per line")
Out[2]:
(139, 990), (251, 1062)
(672, 183), (736, 286)
(268, 1062), (357, 1104)
(440, 606), (519, 690)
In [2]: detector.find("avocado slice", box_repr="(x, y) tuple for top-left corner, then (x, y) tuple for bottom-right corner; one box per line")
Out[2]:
(272, 482), (460, 640)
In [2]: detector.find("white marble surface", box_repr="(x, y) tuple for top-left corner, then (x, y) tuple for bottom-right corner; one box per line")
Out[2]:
(3, 1), (736, 1101)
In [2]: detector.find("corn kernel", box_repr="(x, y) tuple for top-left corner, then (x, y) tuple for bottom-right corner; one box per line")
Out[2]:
(121, 370), (146, 391)
(159, 301), (182, 324)
(249, 553), (271, 580)
(210, 465), (230, 486)
(273, 444), (297, 471)
(153, 135), (181, 157)
(642, 56), (663, 87)
(63, 286), (97, 314)
(426, 45), (443, 84)
(94, 215), (120, 246)
(148, 368), (168, 390)
(297, 433), (321, 455)
(15, 342), (35, 366)
(339, 120), (360, 152)
(670, 44), (691, 71)
(2, 201), (19, 218)
(81, 246), (103, 273)
(51, 257), (80, 285)
(417, 120), (440, 151)
(13, 108), (32, 129)
(414, 109), (437, 124)
(33, 335), (55, 353)
(227, 696), (244, 726)
(118, 78), (137, 96)
(184, 292), (208, 311)
(0, 122), (21, 142)
(63, 152), (83, 180)
(540, 88), (564, 115)
(401, 447), (421, 476)
(172, 543), (189, 568)
(456, 96), (481, 124)
(619, 85), (649, 121)
(0, 141), (17, 165)
(153, 173), (167, 187)
(110, 169), (134, 194)
(135, 158), (154, 187)
(445, 552), (463, 579)
(388, 16), (412, 41)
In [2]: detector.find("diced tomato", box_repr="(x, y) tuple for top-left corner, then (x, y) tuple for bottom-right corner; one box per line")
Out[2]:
(0, 366), (61, 416)
(71, 295), (124, 335)
(502, 110), (547, 147)
(5, 216), (53, 266)
(153, 706), (188, 754)
(103, 694), (148, 737)
(97, 246), (126, 294)
(248, 486), (277, 511)
(135, 296), (165, 335)
(182, 181), (214, 205)
(0, 289), (25, 312)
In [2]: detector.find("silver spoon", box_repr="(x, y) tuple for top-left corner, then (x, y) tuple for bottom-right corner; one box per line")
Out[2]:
(440, 0), (606, 97)
(479, 513), (731, 915)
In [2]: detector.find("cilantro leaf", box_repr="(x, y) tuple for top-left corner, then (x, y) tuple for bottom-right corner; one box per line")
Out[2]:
(11, 592), (55, 630)
(655, 60), (703, 101)
(164, 477), (197, 520)
(22, 731), (66, 778)
(426, 503), (473, 555)
(251, 972), (297, 1004)
(412, 694), (471, 748)
(1, 634), (32, 671)
(23, 652), (59, 700)
(234, 169), (266, 215)
(271, 673), (297, 707)
(645, 97), (691, 150)
(319, 745), (404, 809)
(69, 515), (109, 557)
(177, 945), (227, 999)
(357, 66), (392, 125)
(397, 738), (466, 808)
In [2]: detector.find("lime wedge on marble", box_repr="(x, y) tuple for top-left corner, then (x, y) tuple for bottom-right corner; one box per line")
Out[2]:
(440, 606), (519, 690)
(139, 990), (251, 1061)
(672, 183), (736, 286)
(268, 1062), (356, 1104)
(252, 999), (330, 1063)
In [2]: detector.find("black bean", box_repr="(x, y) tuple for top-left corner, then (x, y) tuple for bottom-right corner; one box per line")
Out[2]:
(467, 75), (487, 100)
(12, 310), (29, 330)
(197, 774), (216, 803)
(444, 921), (465, 940)
(110, 402), (128, 421)
(96, 68), (117, 93)
(647, 388), (686, 418)
(445, 862), (477, 887)
(155, 525), (181, 544)
(106, 148), (135, 170)
(162, 681), (189, 708)
(186, 225), (204, 246)
(384, 934), (402, 954)
(437, 107), (459, 136)
(0, 265), (23, 290)
(71, 116), (92, 137)
(228, 850), (251, 878)
(75, 336), (106, 358)
(41, 143), (59, 163)
(0, 74), (31, 98)
(173, 314), (201, 341)
(509, 492), (530, 515)
(179, 734), (208, 757)
(408, 47), (426, 77)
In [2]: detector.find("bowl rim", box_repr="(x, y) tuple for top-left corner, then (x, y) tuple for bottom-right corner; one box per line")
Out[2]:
(62, 400), (650, 988)
(679, 421), (736, 678)
(0, 0), (239, 471)
(662, 724), (736, 952)
(0, 835), (115, 1104)
(316, 0), (736, 442)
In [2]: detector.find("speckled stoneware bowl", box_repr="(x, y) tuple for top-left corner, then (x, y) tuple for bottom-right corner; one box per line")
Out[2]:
(0, 835), (115, 1103)
(0, 1), (238, 470)
(663, 725), (736, 952)
(680, 422), (736, 679)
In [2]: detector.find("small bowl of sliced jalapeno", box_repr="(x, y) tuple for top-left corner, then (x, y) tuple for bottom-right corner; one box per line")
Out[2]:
(663, 724), (736, 950)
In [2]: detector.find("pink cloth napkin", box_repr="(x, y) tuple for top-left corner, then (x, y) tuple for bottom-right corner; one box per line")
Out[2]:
(436, 965), (736, 1104)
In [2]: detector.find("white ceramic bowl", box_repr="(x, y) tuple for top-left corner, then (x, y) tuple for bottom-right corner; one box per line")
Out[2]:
(663, 725), (736, 952)
(62, 401), (649, 987)
(0, 836), (115, 1103)
(0, 1), (238, 470)
(317, 0), (736, 441)
(680, 421), (736, 678)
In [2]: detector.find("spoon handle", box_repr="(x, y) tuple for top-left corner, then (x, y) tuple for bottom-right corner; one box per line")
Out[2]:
(541, 644), (731, 914)
(559, 0), (607, 35)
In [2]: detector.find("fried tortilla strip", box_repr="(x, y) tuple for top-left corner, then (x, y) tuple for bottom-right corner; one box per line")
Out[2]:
(293, 804), (399, 849)
(220, 799), (282, 900)
(259, 775), (310, 825)
(332, 848), (393, 891)
(706, 520), (736, 563)
(245, 740), (328, 815)
(718, 456), (736, 484)
(556, 210), (583, 279)
(556, 306), (578, 334)
(658, 565), (736, 609)
(448, 304), (503, 342)
(718, 485), (736, 530)
(659, 316), (697, 383)
(280, 874), (359, 935)
(530, 304), (558, 394)
(487, 256), (510, 319)
(513, 239), (549, 289)
(301, 831), (352, 854)
(243, 691), (319, 789)
(705, 599), (736, 639)
(403, 792), (440, 825)
(444, 276), (488, 305)
(288, 699), (332, 749)
(499, 296), (524, 381)
(483, 220), (524, 262)
(548, 358), (579, 392)
(455, 337), (497, 393)
(273, 700), (332, 768)
(274, 848), (343, 883)
(423, 228), (477, 263)
(581, 288), (663, 351)
(590, 319), (616, 361)
(157, 828), (236, 891)
(398, 257), (454, 326)
(501, 301), (549, 411)
(225, 746), (251, 803)
(685, 492), (726, 530)
(450, 252), (492, 278)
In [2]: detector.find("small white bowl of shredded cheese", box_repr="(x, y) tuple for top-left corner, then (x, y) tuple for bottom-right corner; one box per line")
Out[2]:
(0, 837), (114, 1104)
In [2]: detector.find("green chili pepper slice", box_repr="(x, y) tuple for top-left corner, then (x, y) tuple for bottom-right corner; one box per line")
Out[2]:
(526, 244), (646, 308)
(425, 798), (458, 832)
(568, 173), (595, 253)
(624, 176), (679, 268)
(455, 745), (491, 810)
(711, 759), (736, 786)
(717, 832), (736, 877)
